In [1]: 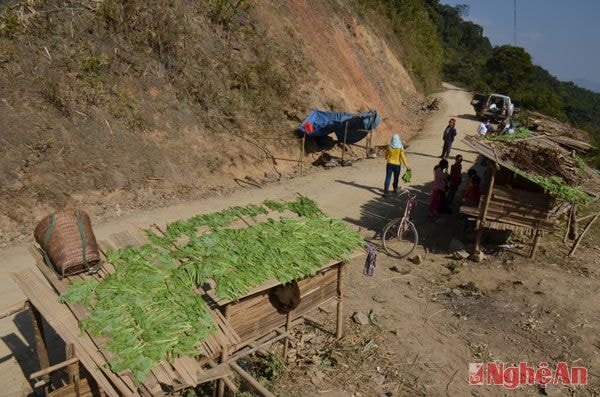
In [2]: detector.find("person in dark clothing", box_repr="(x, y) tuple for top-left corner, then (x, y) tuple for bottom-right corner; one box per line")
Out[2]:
(447, 155), (463, 205)
(440, 118), (457, 159)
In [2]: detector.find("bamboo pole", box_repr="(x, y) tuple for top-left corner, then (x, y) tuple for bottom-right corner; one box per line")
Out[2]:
(563, 204), (573, 243)
(29, 357), (79, 380)
(217, 305), (232, 397)
(230, 362), (276, 397)
(66, 344), (81, 397)
(367, 114), (374, 158)
(568, 214), (600, 257)
(299, 134), (306, 176)
(336, 264), (345, 339)
(226, 331), (290, 363)
(283, 312), (292, 362)
(341, 121), (348, 162)
(474, 162), (496, 253)
(28, 302), (50, 396)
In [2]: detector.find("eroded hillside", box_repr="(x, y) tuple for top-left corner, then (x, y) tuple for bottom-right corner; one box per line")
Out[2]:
(0, 0), (433, 245)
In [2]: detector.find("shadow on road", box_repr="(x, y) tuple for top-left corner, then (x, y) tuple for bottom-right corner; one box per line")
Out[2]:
(334, 180), (382, 195)
(339, 180), (472, 255)
(406, 151), (443, 160)
(455, 113), (480, 122)
(1, 310), (66, 393)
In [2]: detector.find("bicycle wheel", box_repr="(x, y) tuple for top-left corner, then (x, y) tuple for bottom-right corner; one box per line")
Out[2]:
(381, 218), (418, 259)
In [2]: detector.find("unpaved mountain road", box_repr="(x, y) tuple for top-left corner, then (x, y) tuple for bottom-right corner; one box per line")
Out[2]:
(0, 83), (484, 395)
(0, 83), (478, 308)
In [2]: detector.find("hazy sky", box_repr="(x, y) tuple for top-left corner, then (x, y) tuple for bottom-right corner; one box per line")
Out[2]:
(441, 0), (599, 84)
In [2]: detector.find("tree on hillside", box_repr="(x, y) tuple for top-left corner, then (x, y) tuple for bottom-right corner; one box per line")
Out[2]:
(484, 45), (534, 94)
(424, 1), (492, 86)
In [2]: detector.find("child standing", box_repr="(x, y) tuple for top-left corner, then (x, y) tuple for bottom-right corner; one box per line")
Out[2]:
(429, 159), (449, 216)
(462, 171), (484, 207)
(383, 134), (410, 196)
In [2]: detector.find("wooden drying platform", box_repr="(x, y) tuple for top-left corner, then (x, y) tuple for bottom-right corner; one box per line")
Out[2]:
(18, 225), (362, 397)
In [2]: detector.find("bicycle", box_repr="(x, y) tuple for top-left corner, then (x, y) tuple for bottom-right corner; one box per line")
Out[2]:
(381, 190), (419, 258)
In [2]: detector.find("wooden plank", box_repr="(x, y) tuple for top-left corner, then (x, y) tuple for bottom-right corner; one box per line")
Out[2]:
(150, 365), (173, 387)
(170, 358), (196, 386)
(460, 206), (556, 230)
(12, 271), (127, 397)
(0, 300), (28, 319)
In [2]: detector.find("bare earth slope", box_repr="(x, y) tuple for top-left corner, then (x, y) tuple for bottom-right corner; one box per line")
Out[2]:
(0, 0), (429, 247)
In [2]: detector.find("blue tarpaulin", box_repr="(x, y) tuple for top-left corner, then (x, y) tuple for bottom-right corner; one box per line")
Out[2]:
(297, 109), (380, 144)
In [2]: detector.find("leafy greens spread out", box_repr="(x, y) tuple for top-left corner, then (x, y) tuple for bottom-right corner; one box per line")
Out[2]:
(60, 196), (363, 384)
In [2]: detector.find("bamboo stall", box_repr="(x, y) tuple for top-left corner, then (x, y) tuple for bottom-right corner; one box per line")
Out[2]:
(461, 135), (600, 257)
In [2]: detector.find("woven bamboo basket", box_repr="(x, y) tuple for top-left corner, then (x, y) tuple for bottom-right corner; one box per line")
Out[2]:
(34, 210), (101, 277)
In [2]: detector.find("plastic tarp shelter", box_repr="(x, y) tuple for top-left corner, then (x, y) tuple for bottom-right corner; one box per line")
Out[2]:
(297, 109), (380, 144)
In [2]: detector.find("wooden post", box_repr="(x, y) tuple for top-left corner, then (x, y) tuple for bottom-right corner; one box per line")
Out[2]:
(299, 134), (306, 176)
(336, 264), (345, 339)
(563, 203), (573, 243)
(474, 162), (496, 253)
(341, 121), (348, 162)
(217, 305), (232, 397)
(28, 302), (50, 396)
(66, 344), (81, 396)
(283, 312), (292, 362)
(365, 115), (375, 158)
(569, 204), (579, 240)
(530, 229), (541, 258)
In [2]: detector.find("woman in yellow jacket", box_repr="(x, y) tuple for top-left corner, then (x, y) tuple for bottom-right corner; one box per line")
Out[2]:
(384, 134), (410, 196)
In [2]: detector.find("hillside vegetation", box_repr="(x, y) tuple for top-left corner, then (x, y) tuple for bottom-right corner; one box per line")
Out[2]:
(0, 0), (433, 245)
(2, 0), (594, 246)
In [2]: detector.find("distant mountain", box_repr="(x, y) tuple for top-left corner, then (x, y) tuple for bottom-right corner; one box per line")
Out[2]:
(572, 78), (600, 93)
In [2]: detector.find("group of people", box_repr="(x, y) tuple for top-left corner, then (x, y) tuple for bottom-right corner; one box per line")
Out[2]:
(427, 155), (483, 217)
(382, 118), (484, 218)
(478, 118), (516, 136)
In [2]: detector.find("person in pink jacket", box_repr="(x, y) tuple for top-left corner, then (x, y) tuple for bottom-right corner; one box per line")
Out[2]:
(428, 159), (449, 217)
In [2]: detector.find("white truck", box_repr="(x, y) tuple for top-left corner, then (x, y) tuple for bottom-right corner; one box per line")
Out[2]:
(471, 93), (518, 122)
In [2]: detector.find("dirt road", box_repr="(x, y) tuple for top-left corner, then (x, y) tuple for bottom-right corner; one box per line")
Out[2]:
(0, 86), (492, 395)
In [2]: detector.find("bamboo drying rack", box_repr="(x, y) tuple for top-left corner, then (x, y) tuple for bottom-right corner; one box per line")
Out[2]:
(13, 222), (361, 396)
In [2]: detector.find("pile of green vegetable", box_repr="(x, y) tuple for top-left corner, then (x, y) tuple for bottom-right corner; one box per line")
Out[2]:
(61, 197), (363, 384)
(484, 127), (532, 142)
(507, 166), (591, 205)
